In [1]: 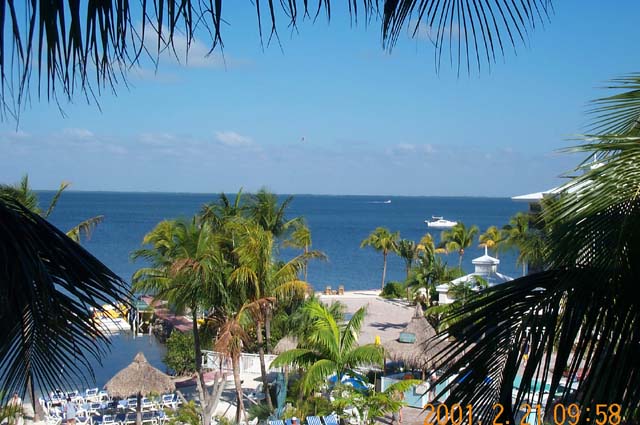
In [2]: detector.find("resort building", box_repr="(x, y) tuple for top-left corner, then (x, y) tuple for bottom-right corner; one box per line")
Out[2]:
(435, 247), (513, 305)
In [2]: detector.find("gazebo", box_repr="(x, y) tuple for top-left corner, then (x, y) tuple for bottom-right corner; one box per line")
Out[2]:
(383, 305), (444, 376)
(105, 352), (175, 425)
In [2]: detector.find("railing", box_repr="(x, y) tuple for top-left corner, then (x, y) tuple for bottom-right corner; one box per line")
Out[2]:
(201, 350), (278, 374)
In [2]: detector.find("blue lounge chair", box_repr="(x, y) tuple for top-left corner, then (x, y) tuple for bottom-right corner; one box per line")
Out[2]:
(306, 416), (323, 425)
(268, 421), (285, 425)
(323, 414), (339, 425)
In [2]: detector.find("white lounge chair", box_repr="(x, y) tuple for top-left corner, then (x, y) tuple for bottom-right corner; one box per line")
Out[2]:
(85, 388), (99, 403)
(121, 412), (137, 425)
(141, 398), (154, 411)
(76, 414), (92, 425)
(102, 414), (116, 425)
(160, 394), (177, 410)
(98, 391), (110, 402)
(45, 415), (62, 425)
(126, 398), (138, 410)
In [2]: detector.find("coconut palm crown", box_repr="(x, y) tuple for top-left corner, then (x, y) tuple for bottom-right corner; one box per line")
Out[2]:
(271, 301), (383, 395)
(360, 227), (400, 290)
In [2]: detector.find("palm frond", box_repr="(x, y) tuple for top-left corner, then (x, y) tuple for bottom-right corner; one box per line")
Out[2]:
(0, 195), (130, 403)
(0, 1), (551, 117)
(301, 359), (338, 394)
(66, 215), (104, 243)
(343, 344), (383, 369)
(43, 181), (71, 218)
(587, 73), (640, 136)
(270, 348), (319, 369)
(340, 306), (367, 353)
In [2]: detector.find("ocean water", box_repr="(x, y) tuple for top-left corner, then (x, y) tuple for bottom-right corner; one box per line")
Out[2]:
(37, 192), (526, 388)
(41, 192), (527, 291)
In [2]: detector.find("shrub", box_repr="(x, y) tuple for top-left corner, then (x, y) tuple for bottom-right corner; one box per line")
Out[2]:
(164, 331), (196, 375)
(380, 281), (405, 299)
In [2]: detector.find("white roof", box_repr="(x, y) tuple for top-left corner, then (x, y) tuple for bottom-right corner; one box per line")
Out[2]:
(511, 187), (560, 202)
(472, 249), (500, 265)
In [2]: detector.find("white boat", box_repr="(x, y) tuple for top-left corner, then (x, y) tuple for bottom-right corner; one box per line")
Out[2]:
(92, 304), (132, 333)
(383, 200), (391, 204)
(425, 216), (457, 229)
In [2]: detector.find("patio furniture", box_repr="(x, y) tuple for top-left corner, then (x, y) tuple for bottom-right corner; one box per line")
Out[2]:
(76, 414), (92, 425)
(140, 398), (154, 411)
(268, 421), (284, 425)
(126, 398), (138, 410)
(85, 389), (99, 403)
(98, 391), (110, 402)
(45, 415), (62, 425)
(88, 403), (103, 415)
(306, 416), (323, 425)
(141, 411), (158, 425)
(160, 394), (177, 410)
(322, 414), (339, 425)
(101, 415), (117, 425)
(121, 412), (136, 425)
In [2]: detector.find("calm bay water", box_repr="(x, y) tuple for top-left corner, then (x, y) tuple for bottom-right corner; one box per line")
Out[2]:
(38, 191), (526, 387)
(41, 192), (526, 290)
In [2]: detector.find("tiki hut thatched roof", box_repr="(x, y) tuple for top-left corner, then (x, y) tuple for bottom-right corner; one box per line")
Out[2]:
(383, 305), (447, 370)
(273, 335), (298, 354)
(105, 352), (175, 397)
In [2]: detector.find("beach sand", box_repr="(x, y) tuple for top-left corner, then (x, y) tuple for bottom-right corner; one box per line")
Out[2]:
(317, 290), (414, 345)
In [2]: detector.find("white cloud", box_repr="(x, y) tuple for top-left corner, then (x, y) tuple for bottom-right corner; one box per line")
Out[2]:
(63, 128), (94, 139)
(215, 131), (253, 147)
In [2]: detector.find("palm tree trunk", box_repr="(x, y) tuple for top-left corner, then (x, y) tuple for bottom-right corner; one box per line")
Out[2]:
(381, 251), (388, 291)
(256, 321), (273, 409)
(458, 251), (463, 270)
(192, 310), (211, 425)
(304, 245), (309, 282)
(232, 355), (246, 424)
(265, 307), (272, 354)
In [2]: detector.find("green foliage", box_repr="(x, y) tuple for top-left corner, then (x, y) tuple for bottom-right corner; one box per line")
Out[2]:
(331, 380), (420, 425)
(168, 401), (201, 425)
(164, 331), (197, 375)
(380, 281), (405, 299)
(361, 227), (400, 290)
(271, 301), (383, 395)
(439, 222), (480, 270)
(247, 402), (272, 422)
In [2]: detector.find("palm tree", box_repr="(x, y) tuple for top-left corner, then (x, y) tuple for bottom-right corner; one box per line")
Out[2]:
(200, 189), (246, 229)
(214, 303), (256, 425)
(502, 213), (547, 276)
(283, 220), (327, 282)
(0, 194), (130, 403)
(247, 188), (300, 238)
(271, 301), (384, 395)
(0, 2), (548, 115)
(0, 174), (103, 243)
(132, 218), (227, 425)
(429, 76), (640, 423)
(360, 227), (400, 290)
(396, 239), (418, 279)
(227, 219), (321, 409)
(478, 225), (505, 258)
(439, 222), (479, 270)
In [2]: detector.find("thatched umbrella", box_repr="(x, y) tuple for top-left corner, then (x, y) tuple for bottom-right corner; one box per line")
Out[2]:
(383, 305), (444, 374)
(105, 352), (175, 425)
(273, 335), (298, 355)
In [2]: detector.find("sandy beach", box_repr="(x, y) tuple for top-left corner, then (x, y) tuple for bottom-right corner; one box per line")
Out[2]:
(317, 290), (415, 345)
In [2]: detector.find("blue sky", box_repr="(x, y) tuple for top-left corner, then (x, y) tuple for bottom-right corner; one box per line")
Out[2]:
(1, 1), (639, 196)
